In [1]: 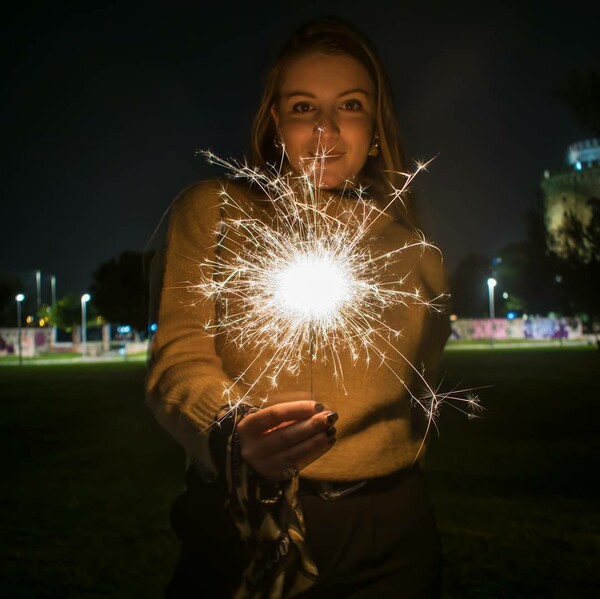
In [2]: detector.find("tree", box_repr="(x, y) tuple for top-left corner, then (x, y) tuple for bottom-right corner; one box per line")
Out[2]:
(50, 294), (98, 343)
(505, 206), (564, 316)
(549, 199), (600, 324)
(0, 273), (24, 327)
(448, 253), (492, 318)
(90, 250), (154, 337)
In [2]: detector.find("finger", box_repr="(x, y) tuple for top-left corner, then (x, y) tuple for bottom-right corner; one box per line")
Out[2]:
(238, 400), (323, 436)
(274, 429), (337, 480)
(251, 411), (338, 457)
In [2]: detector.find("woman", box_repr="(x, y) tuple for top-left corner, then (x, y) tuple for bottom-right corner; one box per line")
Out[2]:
(146, 15), (450, 599)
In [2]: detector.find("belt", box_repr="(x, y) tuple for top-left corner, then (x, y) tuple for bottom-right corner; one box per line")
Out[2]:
(298, 465), (417, 501)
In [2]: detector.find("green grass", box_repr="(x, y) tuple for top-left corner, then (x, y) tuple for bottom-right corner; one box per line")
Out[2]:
(0, 353), (83, 363)
(0, 362), (184, 598)
(0, 353), (148, 364)
(425, 348), (600, 598)
(0, 349), (598, 597)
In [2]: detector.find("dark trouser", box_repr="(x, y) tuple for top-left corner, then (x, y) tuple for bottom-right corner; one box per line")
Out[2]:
(165, 465), (442, 598)
(165, 467), (247, 598)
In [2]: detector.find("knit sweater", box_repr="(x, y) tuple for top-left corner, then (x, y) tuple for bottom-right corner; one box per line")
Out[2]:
(145, 178), (451, 481)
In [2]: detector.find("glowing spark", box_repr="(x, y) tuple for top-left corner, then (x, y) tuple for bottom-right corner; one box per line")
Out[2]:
(274, 253), (352, 320)
(190, 145), (480, 432)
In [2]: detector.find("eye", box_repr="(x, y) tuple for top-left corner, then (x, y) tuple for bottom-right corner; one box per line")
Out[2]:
(292, 102), (314, 113)
(341, 99), (362, 111)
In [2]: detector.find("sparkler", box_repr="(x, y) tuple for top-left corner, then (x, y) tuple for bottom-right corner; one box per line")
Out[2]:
(191, 146), (481, 435)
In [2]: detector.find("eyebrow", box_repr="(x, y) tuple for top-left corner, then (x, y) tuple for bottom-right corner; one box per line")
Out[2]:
(280, 87), (371, 100)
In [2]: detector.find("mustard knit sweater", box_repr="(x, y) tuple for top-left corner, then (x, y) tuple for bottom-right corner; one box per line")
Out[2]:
(145, 178), (451, 481)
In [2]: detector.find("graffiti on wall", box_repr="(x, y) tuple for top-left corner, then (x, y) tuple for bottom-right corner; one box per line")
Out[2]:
(451, 317), (582, 340)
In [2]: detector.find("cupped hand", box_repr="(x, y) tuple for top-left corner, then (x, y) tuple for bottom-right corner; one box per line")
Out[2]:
(236, 391), (338, 481)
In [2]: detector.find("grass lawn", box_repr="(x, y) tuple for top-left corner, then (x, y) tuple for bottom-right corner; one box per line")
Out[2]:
(1, 348), (598, 598)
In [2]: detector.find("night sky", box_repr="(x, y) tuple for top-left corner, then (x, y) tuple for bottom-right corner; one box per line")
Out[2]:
(2, 1), (597, 299)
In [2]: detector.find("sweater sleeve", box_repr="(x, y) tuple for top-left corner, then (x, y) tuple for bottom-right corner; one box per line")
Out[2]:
(145, 179), (242, 474)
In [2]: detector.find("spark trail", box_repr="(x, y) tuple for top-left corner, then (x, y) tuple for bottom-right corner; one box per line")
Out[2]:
(191, 148), (481, 434)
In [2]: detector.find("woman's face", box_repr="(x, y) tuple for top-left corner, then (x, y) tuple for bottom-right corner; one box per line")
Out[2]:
(271, 53), (376, 190)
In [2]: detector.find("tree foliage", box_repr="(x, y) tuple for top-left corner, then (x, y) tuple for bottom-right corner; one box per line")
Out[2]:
(0, 273), (24, 327)
(448, 253), (493, 317)
(549, 199), (600, 321)
(50, 294), (97, 332)
(90, 250), (154, 336)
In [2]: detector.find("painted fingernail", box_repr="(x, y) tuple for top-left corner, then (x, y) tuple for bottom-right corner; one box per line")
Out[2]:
(314, 402), (325, 412)
(326, 426), (336, 437)
(326, 411), (338, 425)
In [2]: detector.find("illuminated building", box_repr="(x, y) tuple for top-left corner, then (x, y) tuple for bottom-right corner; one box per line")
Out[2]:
(541, 138), (600, 260)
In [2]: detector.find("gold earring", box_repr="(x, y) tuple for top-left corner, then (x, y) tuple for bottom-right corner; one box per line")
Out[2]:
(273, 134), (283, 149)
(368, 136), (379, 157)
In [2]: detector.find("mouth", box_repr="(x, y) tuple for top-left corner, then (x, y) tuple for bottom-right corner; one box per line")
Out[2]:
(302, 153), (344, 162)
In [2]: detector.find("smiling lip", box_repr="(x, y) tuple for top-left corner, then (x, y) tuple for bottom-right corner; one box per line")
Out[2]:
(307, 153), (344, 161)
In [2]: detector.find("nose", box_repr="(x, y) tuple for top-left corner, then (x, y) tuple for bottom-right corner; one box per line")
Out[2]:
(313, 111), (340, 140)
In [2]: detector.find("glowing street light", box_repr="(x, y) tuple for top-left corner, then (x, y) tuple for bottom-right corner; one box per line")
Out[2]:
(35, 270), (42, 311)
(81, 293), (91, 356)
(15, 293), (25, 365)
(487, 277), (497, 320)
(50, 275), (57, 308)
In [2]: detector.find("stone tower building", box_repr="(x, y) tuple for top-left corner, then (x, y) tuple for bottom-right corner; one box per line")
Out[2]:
(541, 138), (600, 259)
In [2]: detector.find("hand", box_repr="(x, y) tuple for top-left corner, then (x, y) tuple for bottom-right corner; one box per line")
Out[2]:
(236, 391), (338, 481)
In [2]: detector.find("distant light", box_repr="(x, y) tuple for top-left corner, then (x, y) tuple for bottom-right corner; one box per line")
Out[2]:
(502, 292), (508, 300)
(150, 323), (158, 332)
(15, 293), (25, 302)
(523, 313), (528, 320)
(449, 314), (458, 322)
(487, 278), (497, 289)
(117, 325), (132, 334)
(38, 318), (45, 327)
(81, 293), (91, 303)
(555, 274), (563, 283)
(575, 161), (582, 171)
(26, 316), (33, 324)
(507, 311), (517, 320)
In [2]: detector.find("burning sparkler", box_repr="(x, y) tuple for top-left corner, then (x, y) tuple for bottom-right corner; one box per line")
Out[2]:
(191, 147), (481, 433)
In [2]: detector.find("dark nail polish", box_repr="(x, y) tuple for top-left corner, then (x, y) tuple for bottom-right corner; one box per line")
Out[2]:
(326, 411), (338, 425)
(314, 402), (325, 413)
(326, 426), (336, 437)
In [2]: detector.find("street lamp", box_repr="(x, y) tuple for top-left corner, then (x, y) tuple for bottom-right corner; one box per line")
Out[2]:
(15, 293), (25, 365)
(81, 293), (91, 357)
(487, 278), (496, 319)
(50, 275), (57, 347)
(35, 270), (42, 311)
(50, 275), (57, 308)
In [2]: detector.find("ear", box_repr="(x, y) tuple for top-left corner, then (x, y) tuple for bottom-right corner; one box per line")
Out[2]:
(270, 103), (280, 129)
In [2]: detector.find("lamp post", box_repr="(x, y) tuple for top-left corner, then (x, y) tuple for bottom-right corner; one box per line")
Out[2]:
(487, 278), (497, 319)
(50, 275), (57, 308)
(35, 270), (42, 311)
(487, 278), (496, 344)
(50, 275), (57, 347)
(81, 293), (91, 357)
(15, 293), (25, 365)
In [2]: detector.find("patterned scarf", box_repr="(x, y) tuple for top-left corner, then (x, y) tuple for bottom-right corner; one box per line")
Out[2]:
(212, 405), (319, 599)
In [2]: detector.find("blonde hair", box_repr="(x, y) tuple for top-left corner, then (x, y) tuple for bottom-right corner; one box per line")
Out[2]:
(250, 16), (416, 226)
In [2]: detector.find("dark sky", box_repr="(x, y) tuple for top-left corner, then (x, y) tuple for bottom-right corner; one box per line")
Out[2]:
(2, 0), (597, 299)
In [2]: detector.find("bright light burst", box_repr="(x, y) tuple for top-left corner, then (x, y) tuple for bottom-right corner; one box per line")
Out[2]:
(191, 147), (482, 434)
